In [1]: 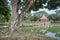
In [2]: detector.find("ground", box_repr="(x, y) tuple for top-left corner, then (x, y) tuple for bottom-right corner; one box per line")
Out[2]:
(0, 23), (60, 40)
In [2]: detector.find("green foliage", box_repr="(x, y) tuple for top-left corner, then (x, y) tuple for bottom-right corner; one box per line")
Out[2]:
(48, 26), (60, 33)
(18, 0), (60, 13)
(56, 10), (60, 21)
(22, 16), (27, 20)
(48, 13), (60, 21)
(34, 11), (49, 19)
(22, 13), (32, 21)
(22, 13), (39, 21)
(57, 33), (60, 37)
(29, 16), (39, 21)
(0, 0), (11, 23)
(56, 17), (60, 21)
(48, 14), (57, 21)
(20, 27), (44, 34)
(29, 0), (43, 11)
(22, 11), (49, 21)
(0, 15), (6, 23)
(48, 25), (60, 37)
(46, 0), (60, 9)
(20, 0), (60, 12)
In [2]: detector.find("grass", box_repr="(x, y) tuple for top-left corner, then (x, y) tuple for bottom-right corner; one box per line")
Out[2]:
(1, 24), (60, 40)
(19, 27), (47, 34)
(20, 27), (41, 34)
(48, 25), (60, 37)
(20, 25), (60, 37)
(48, 26), (60, 33)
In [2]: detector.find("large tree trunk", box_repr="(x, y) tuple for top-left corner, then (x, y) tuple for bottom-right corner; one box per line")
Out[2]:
(17, 0), (35, 27)
(9, 0), (35, 34)
(9, 0), (18, 34)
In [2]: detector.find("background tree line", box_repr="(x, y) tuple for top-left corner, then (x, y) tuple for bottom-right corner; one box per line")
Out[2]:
(22, 10), (60, 22)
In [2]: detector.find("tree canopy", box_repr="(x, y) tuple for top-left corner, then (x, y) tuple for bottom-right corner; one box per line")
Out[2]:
(48, 14), (57, 21)
(19, 0), (60, 12)
(0, 0), (11, 23)
(48, 11), (60, 22)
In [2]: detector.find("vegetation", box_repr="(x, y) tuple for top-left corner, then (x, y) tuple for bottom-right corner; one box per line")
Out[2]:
(20, 0), (60, 12)
(0, 0), (60, 40)
(48, 26), (60, 33)
(16, 0), (60, 26)
(20, 27), (41, 33)
(0, 32), (55, 40)
(0, 0), (11, 23)
(22, 11), (49, 21)
(48, 10), (60, 22)
(48, 25), (60, 37)
(48, 14), (57, 22)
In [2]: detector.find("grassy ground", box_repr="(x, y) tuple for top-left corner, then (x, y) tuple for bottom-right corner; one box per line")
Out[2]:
(48, 26), (60, 33)
(0, 27), (55, 40)
(1, 24), (60, 40)
(0, 32), (55, 40)
(18, 27), (47, 34)
(47, 25), (60, 37)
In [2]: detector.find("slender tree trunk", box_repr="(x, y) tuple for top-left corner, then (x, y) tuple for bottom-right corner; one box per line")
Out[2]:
(17, 0), (35, 27)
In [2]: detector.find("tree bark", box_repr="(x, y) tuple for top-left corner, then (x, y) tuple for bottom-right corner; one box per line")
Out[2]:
(9, 0), (18, 34)
(17, 0), (35, 27)
(8, 0), (35, 34)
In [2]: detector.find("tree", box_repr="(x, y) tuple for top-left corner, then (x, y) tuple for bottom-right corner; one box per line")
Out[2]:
(9, 0), (60, 34)
(0, 0), (11, 23)
(29, 15), (39, 21)
(34, 11), (49, 17)
(10, 0), (60, 27)
(17, 0), (35, 27)
(46, 0), (60, 10)
(56, 10), (60, 21)
(48, 14), (57, 22)
(17, 0), (60, 24)
(22, 13), (32, 21)
(9, 0), (35, 34)
(29, 0), (60, 11)
(9, 0), (21, 34)
(56, 10), (60, 16)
